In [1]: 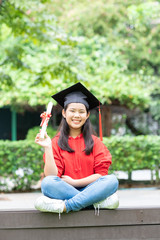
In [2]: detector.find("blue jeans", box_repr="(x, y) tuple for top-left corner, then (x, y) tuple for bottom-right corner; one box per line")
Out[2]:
(41, 174), (119, 213)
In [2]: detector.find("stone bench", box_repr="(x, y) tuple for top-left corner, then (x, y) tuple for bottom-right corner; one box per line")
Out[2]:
(0, 207), (160, 240)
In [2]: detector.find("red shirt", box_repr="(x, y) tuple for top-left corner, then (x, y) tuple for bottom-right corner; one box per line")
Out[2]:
(43, 134), (112, 179)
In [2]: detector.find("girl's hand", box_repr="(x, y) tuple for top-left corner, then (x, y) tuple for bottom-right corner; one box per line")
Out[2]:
(35, 132), (52, 148)
(61, 175), (77, 187)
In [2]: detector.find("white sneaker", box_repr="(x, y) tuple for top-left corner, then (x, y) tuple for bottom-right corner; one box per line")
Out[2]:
(34, 196), (65, 218)
(94, 192), (119, 215)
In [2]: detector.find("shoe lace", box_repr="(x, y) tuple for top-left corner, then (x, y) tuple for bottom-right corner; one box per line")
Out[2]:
(94, 204), (100, 216)
(59, 211), (61, 220)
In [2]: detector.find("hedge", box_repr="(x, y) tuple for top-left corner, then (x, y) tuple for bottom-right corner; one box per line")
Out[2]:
(0, 135), (159, 192)
(103, 135), (160, 173)
(0, 140), (44, 192)
(26, 126), (57, 141)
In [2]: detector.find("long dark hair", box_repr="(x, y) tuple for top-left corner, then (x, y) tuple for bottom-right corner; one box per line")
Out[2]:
(58, 105), (95, 155)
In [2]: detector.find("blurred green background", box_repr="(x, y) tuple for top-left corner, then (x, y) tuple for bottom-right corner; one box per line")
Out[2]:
(0, 0), (160, 191)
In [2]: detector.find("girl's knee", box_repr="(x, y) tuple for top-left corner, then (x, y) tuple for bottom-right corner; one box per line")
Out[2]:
(41, 175), (60, 191)
(101, 174), (119, 189)
(109, 174), (119, 191)
(109, 174), (118, 182)
(112, 175), (119, 189)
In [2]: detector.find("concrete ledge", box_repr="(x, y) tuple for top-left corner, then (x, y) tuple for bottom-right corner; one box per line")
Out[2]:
(1, 208), (160, 240)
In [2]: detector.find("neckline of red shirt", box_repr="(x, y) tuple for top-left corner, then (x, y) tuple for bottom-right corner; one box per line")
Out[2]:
(68, 133), (83, 139)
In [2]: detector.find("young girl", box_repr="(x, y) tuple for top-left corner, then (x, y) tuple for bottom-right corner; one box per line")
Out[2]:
(34, 82), (119, 216)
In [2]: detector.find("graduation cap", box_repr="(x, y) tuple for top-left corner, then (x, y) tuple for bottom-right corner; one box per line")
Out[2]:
(51, 82), (103, 140)
(51, 82), (102, 110)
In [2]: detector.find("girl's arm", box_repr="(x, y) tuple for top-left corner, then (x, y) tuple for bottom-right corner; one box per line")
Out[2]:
(44, 145), (58, 176)
(61, 174), (101, 188)
(35, 133), (58, 176)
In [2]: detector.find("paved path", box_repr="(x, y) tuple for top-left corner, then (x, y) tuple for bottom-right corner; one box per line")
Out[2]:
(0, 188), (160, 210)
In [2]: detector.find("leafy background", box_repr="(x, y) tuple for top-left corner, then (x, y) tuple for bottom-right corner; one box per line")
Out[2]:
(0, 0), (160, 190)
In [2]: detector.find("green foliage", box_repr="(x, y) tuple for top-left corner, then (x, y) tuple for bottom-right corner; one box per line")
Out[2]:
(52, 0), (160, 119)
(26, 125), (57, 140)
(103, 136), (160, 176)
(0, 0), (83, 111)
(0, 0), (160, 122)
(76, 36), (151, 109)
(50, 0), (123, 36)
(0, 135), (159, 191)
(0, 140), (44, 191)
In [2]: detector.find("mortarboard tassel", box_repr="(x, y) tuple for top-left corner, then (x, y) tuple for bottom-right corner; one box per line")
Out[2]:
(99, 102), (103, 141)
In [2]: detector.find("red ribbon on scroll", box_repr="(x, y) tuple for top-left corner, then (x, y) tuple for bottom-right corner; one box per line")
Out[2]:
(40, 112), (52, 127)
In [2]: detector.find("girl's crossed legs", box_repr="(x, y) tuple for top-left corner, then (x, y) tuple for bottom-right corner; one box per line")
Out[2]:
(41, 174), (119, 213)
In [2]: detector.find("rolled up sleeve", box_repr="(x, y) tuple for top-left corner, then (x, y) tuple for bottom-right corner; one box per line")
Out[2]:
(93, 138), (112, 176)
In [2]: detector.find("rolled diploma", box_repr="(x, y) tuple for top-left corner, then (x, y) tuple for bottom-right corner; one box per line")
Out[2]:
(40, 102), (53, 139)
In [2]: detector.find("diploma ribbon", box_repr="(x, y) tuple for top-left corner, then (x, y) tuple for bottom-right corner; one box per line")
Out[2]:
(39, 101), (53, 139)
(40, 112), (52, 127)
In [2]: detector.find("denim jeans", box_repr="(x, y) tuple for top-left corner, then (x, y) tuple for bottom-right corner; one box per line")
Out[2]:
(41, 174), (119, 213)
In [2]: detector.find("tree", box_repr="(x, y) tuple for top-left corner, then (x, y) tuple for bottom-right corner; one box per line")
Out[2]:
(0, 0), (159, 136)
(51, 0), (160, 133)
(0, 0), (84, 111)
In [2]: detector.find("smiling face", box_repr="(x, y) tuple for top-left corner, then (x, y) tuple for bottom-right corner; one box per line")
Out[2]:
(62, 103), (90, 134)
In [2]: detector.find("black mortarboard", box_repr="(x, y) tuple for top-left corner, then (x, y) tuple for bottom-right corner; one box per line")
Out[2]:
(51, 82), (102, 110)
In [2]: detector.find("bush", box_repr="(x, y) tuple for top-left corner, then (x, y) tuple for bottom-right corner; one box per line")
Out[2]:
(0, 135), (159, 192)
(0, 140), (44, 192)
(26, 126), (58, 141)
(103, 135), (160, 178)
